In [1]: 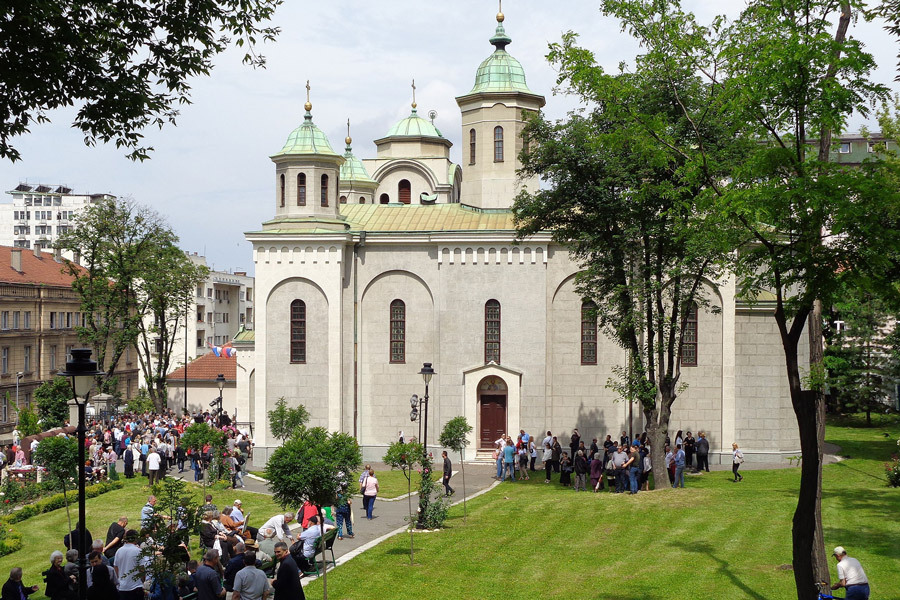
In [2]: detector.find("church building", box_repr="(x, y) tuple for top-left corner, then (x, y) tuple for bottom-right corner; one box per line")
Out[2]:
(237, 10), (805, 465)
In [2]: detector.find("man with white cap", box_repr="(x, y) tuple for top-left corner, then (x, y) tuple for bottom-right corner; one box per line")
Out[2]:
(831, 546), (869, 599)
(232, 499), (244, 523)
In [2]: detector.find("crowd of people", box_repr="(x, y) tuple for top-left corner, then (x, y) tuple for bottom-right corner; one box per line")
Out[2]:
(492, 428), (749, 493)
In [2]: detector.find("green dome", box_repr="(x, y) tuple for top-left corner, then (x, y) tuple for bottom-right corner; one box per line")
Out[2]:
(340, 143), (376, 184)
(385, 108), (444, 139)
(273, 110), (339, 157)
(470, 22), (534, 94)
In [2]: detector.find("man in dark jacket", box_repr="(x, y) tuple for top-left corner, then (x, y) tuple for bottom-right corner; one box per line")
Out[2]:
(441, 451), (454, 496)
(695, 431), (710, 472)
(1, 567), (38, 600)
(63, 523), (92, 554)
(272, 542), (305, 600)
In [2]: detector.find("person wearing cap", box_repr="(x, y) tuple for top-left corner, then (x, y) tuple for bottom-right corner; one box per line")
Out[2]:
(831, 547), (869, 599)
(232, 499), (244, 523)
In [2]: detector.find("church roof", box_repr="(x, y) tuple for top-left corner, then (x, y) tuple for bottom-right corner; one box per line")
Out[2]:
(272, 109), (339, 158)
(385, 108), (444, 139)
(340, 142), (376, 184)
(166, 348), (235, 382)
(339, 203), (516, 232)
(469, 20), (534, 94)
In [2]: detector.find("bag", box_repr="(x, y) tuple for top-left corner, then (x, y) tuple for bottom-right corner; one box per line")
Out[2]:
(212, 538), (223, 556)
(605, 460), (614, 471)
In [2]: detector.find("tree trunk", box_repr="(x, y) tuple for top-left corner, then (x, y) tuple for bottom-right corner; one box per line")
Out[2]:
(792, 389), (823, 600)
(63, 486), (73, 550)
(318, 506), (328, 599)
(460, 449), (467, 522)
(647, 416), (667, 491)
(407, 472), (414, 565)
(808, 302), (830, 589)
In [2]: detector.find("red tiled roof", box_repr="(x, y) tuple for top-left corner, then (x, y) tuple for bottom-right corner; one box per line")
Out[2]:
(0, 246), (85, 286)
(167, 348), (236, 382)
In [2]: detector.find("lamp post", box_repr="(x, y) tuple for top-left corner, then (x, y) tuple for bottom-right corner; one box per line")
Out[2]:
(14, 372), (23, 424)
(58, 348), (104, 600)
(215, 373), (225, 425)
(418, 363), (435, 455)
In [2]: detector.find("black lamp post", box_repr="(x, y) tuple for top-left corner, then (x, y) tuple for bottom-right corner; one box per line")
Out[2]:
(215, 373), (225, 424)
(58, 348), (104, 600)
(418, 363), (435, 455)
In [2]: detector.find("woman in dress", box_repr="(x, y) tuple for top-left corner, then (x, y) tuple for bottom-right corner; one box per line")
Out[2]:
(732, 443), (744, 482)
(362, 468), (379, 519)
(123, 442), (134, 478)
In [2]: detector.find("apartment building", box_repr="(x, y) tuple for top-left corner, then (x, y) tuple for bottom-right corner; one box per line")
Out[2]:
(0, 246), (139, 433)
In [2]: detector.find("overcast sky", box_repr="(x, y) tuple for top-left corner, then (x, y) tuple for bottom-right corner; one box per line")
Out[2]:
(2, 1), (897, 273)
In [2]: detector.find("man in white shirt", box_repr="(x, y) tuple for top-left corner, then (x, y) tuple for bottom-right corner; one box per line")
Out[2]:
(831, 546), (869, 599)
(232, 499), (245, 523)
(114, 530), (145, 600)
(258, 513), (294, 544)
(146, 446), (161, 485)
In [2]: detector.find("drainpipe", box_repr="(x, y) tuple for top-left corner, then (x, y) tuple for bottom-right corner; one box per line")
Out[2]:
(353, 232), (365, 439)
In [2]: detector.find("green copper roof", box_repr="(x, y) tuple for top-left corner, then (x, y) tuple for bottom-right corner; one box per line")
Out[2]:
(470, 22), (534, 94)
(272, 110), (339, 157)
(340, 142), (376, 184)
(385, 108), (444, 139)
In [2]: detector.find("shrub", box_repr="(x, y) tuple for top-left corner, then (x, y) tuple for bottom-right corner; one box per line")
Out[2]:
(887, 454), (900, 488)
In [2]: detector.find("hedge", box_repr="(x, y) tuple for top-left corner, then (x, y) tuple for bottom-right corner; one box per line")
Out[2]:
(0, 480), (124, 557)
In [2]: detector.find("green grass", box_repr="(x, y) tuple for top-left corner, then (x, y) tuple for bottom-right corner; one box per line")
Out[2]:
(303, 417), (900, 600)
(0, 476), (285, 600)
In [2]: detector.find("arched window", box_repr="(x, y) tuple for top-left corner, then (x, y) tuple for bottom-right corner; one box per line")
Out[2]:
(297, 173), (306, 206)
(398, 179), (411, 204)
(290, 300), (306, 364)
(390, 299), (405, 363)
(359, 196), (366, 204)
(279, 174), (285, 207)
(485, 299), (501, 364)
(581, 301), (598, 365)
(682, 303), (698, 367)
(494, 126), (504, 162)
(469, 128), (476, 164)
(339, 195), (347, 204)
(320, 174), (329, 207)
(379, 193), (390, 204)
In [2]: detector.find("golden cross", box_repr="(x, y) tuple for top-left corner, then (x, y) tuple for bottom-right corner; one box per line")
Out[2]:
(347, 118), (350, 137)
(305, 80), (311, 103)
(411, 79), (416, 106)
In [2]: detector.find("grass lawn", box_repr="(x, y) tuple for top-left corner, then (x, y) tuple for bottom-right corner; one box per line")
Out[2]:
(252, 468), (416, 499)
(303, 416), (900, 600)
(0, 476), (285, 600)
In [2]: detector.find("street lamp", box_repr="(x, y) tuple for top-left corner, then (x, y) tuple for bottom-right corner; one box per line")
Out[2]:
(215, 373), (225, 424)
(409, 394), (420, 441)
(417, 363), (435, 455)
(58, 348), (104, 600)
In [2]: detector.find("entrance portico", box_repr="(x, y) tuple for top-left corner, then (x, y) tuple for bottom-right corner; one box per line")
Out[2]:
(463, 362), (522, 450)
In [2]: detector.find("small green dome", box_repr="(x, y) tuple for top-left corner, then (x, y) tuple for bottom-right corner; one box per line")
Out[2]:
(385, 108), (444, 139)
(470, 22), (534, 94)
(273, 110), (339, 157)
(340, 143), (376, 184)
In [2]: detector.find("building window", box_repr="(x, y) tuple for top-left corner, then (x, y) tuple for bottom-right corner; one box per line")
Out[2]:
(469, 128), (476, 164)
(320, 174), (329, 207)
(682, 303), (698, 367)
(485, 299), (501, 364)
(23, 346), (31, 373)
(838, 142), (851, 154)
(23, 311), (30, 329)
(297, 173), (306, 206)
(359, 196), (365, 204)
(12, 312), (19, 330)
(49, 345), (57, 372)
(0, 312), (7, 330)
(379, 194), (389, 204)
(867, 141), (877, 153)
(280, 174), (285, 207)
(24, 393), (31, 409)
(197, 337), (203, 348)
(398, 180), (411, 204)
(1, 348), (7, 375)
(2, 395), (7, 423)
(290, 299), (306, 363)
(494, 126), (504, 162)
(339, 195), (347, 204)
(390, 299), (405, 364)
(581, 301), (598, 365)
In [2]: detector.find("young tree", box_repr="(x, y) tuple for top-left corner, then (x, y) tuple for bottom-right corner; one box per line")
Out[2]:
(267, 397), (310, 443)
(439, 417), (472, 521)
(181, 423), (228, 486)
(0, 0), (282, 162)
(33, 377), (74, 429)
(576, 2), (900, 596)
(137, 478), (200, 596)
(383, 441), (424, 564)
(32, 436), (79, 546)
(266, 426), (362, 600)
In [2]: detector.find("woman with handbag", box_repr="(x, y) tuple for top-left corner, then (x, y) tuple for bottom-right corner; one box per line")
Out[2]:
(732, 443), (744, 482)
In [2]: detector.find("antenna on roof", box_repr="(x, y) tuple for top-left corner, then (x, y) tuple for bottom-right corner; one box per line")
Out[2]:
(428, 110), (437, 124)
(411, 79), (417, 109)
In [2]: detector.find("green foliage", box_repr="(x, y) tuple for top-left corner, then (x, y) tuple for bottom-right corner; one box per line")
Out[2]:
(181, 423), (229, 483)
(0, 526), (23, 557)
(31, 436), (78, 490)
(127, 390), (156, 415)
(33, 377), (73, 428)
(438, 417), (472, 455)
(383, 442), (424, 480)
(2, 480), (123, 524)
(138, 478), (200, 583)
(415, 453), (449, 530)
(0, 0), (283, 162)
(14, 404), (41, 437)
(267, 397), (310, 442)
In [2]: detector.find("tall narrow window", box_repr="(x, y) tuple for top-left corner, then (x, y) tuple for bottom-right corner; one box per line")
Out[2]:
(469, 128), (476, 164)
(581, 301), (598, 365)
(485, 299), (501, 364)
(390, 299), (406, 363)
(494, 126), (504, 162)
(359, 196), (366, 204)
(320, 174), (329, 207)
(280, 174), (285, 207)
(297, 173), (306, 206)
(682, 303), (698, 367)
(23, 346), (31, 372)
(380, 194), (389, 204)
(398, 180), (411, 204)
(290, 300), (306, 364)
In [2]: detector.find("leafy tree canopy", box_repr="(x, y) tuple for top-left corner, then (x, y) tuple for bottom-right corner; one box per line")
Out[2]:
(267, 397), (310, 442)
(32, 435), (78, 486)
(34, 377), (73, 428)
(383, 441), (424, 479)
(0, 0), (282, 162)
(15, 404), (42, 437)
(438, 417), (472, 455)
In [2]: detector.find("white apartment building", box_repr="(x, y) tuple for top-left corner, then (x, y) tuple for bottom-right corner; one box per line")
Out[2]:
(0, 183), (115, 250)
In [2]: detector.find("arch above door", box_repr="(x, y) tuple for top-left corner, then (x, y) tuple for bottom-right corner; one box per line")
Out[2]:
(463, 362), (522, 449)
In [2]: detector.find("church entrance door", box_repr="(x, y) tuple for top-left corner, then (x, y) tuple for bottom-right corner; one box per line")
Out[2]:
(480, 395), (507, 449)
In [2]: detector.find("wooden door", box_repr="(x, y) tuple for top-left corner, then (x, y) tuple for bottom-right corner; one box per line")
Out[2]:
(480, 395), (507, 448)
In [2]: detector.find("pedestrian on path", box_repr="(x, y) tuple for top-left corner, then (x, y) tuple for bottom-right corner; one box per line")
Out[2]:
(442, 451), (455, 495)
(362, 468), (379, 519)
(732, 443), (744, 482)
